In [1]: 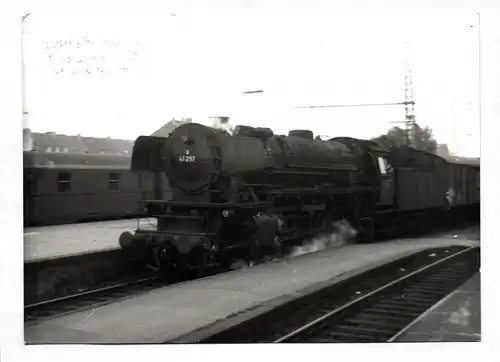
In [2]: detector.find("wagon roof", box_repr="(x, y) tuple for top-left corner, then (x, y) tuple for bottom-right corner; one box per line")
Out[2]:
(442, 155), (480, 168)
(23, 151), (132, 168)
(330, 137), (390, 153)
(388, 146), (448, 169)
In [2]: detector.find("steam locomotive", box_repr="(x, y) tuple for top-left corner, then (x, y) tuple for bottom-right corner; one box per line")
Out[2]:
(119, 123), (480, 276)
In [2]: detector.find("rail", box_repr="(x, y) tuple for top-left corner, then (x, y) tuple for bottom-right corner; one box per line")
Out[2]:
(25, 276), (161, 323)
(276, 246), (477, 343)
(190, 245), (479, 343)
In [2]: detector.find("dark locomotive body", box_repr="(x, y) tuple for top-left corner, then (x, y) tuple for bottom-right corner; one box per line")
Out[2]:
(123, 123), (390, 274)
(120, 123), (480, 276)
(23, 151), (143, 226)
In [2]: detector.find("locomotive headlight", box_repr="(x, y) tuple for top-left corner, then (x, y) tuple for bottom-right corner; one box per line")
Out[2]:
(222, 209), (234, 218)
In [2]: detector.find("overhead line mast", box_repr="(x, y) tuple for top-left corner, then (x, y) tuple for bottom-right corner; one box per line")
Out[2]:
(292, 40), (417, 146)
(391, 41), (416, 145)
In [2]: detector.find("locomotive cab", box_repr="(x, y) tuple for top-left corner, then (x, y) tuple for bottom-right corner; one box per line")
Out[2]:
(330, 137), (395, 209)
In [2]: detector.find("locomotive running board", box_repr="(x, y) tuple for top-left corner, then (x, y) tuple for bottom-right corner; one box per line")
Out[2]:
(135, 229), (217, 238)
(262, 185), (374, 196)
(140, 200), (273, 209)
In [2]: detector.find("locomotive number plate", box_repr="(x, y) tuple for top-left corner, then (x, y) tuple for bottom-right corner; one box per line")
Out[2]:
(179, 155), (196, 163)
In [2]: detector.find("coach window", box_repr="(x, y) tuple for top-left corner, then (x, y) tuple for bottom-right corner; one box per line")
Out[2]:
(57, 172), (72, 192)
(109, 172), (120, 191)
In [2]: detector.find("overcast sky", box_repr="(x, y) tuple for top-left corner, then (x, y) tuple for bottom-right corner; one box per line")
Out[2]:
(22, 0), (500, 157)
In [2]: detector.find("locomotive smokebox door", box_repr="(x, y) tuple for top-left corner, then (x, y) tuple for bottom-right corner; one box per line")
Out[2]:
(164, 123), (222, 194)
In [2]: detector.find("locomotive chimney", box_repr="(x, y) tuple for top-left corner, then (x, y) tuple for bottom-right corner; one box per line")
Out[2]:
(288, 130), (314, 140)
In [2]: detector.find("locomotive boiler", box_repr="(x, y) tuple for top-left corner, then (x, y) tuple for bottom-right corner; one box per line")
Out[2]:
(120, 123), (380, 275)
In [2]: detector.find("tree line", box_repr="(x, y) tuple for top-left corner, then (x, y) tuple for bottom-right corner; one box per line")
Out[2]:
(371, 122), (438, 154)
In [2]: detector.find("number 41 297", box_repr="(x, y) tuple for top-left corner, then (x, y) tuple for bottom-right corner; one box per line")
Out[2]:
(179, 155), (196, 163)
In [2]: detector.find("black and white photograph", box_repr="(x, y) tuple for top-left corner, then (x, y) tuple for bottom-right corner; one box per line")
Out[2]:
(2, 0), (499, 360)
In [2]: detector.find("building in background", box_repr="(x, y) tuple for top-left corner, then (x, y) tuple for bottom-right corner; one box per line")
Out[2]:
(23, 128), (135, 155)
(151, 118), (192, 138)
(23, 118), (196, 155)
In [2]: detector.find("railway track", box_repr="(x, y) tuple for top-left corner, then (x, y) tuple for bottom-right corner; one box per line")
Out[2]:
(24, 276), (164, 323)
(25, 225), (479, 327)
(193, 245), (479, 343)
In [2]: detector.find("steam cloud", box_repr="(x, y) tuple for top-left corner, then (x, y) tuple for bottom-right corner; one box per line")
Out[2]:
(287, 219), (358, 258)
(230, 219), (358, 270)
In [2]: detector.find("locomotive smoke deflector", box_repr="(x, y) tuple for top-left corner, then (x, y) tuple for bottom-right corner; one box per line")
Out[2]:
(131, 135), (169, 173)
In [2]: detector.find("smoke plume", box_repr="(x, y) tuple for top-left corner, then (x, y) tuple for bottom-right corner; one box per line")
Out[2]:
(209, 116), (234, 135)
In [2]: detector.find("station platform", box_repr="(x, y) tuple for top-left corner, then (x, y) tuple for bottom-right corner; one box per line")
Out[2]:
(396, 272), (481, 342)
(24, 228), (479, 344)
(24, 218), (157, 262)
